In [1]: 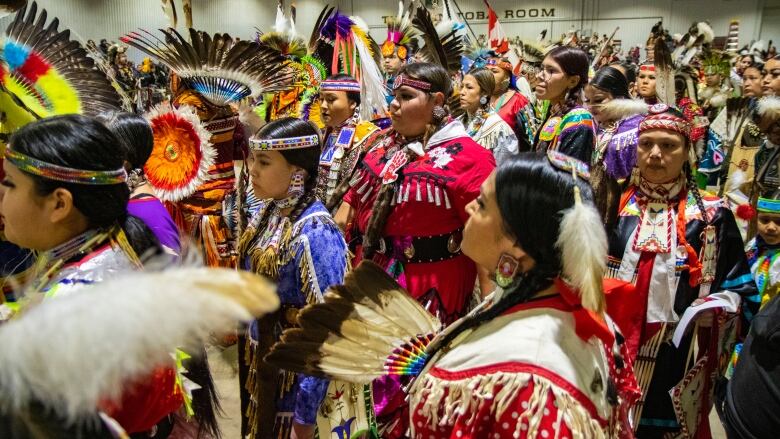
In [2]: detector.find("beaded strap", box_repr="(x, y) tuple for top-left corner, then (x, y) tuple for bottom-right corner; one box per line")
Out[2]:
(249, 134), (320, 151)
(393, 75), (432, 92)
(320, 80), (361, 93)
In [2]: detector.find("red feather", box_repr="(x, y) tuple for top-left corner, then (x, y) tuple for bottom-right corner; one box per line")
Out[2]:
(736, 204), (756, 220)
(18, 52), (52, 83)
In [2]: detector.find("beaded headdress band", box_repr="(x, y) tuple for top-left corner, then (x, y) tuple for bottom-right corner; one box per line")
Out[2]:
(639, 64), (656, 73)
(487, 58), (513, 73)
(393, 75), (432, 92)
(758, 197), (780, 214)
(639, 104), (691, 137)
(3, 148), (127, 185)
(249, 134), (320, 151)
(320, 79), (362, 93)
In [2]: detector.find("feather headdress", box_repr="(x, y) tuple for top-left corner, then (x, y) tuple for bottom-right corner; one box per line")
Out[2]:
(672, 21), (714, 68)
(646, 23), (676, 106)
(412, 6), (464, 74)
(143, 103), (216, 202)
(310, 7), (389, 119)
(121, 28), (295, 106)
(717, 97), (756, 196)
(0, 0), (25, 19)
(382, 1), (417, 61)
(0, 2), (121, 121)
(265, 261), (441, 383)
(0, 267), (278, 423)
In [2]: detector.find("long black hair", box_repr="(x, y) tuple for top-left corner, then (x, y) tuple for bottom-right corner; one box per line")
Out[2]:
(96, 111), (154, 171)
(8, 114), (160, 257)
(429, 152), (596, 352)
(591, 65), (631, 99)
(545, 46), (589, 114)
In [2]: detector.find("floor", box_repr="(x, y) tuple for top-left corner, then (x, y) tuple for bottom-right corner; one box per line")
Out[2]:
(208, 347), (729, 439)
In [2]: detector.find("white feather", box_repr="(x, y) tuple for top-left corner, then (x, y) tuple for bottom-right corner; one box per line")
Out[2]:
(555, 192), (607, 313)
(724, 169), (746, 196)
(274, 4), (287, 34)
(598, 99), (648, 122)
(758, 96), (780, 121)
(350, 26), (389, 118)
(0, 268), (278, 422)
(698, 22), (715, 44)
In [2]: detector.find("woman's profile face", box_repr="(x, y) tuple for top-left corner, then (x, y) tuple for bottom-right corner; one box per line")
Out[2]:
(0, 161), (58, 250)
(535, 56), (577, 102)
(247, 149), (298, 201)
(389, 84), (439, 138)
(459, 74), (484, 115)
(742, 66), (763, 97)
(462, 172), (518, 273)
(583, 84), (615, 124)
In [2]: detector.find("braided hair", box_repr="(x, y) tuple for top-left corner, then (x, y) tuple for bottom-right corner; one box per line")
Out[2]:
(363, 63), (453, 258)
(428, 153), (599, 355)
(545, 46), (589, 115)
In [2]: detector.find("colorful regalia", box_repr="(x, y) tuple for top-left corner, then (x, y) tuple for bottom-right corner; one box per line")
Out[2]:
(265, 152), (640, 439)
(745, 236), (780, 310)
(0, 1), (122, 307)
(342, 118), (494, 437)
(122, 28), (294, 267)
(459, 109), (518, 163)
(237, 129), (352, 438)
(607, 107), (758, 436)
(535, 105), (596, 164)
(487, 57), (537, 150)
(409, 283), (639, 439)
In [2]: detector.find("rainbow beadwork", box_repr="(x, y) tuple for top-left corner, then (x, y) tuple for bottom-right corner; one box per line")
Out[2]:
(4, 148), (127, 185)
(384, 333), (433, 376)
(320, 79), (361, 93)
(249, 134), (320, 151)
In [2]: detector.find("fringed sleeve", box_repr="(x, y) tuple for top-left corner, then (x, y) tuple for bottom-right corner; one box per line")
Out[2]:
(291, 213), (349, 425)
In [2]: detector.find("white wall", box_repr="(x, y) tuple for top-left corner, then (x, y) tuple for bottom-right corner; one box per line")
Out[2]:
(1, 0), (777, 61)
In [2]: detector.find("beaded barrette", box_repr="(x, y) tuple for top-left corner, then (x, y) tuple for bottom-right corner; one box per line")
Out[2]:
(3, 148), (127, 185)
(320, 80), (362, 93)
(393, 75), (432, 92)
(758, 197), (780, 214)
(249, 134), (320, 151)
(547, 150), (591, 180)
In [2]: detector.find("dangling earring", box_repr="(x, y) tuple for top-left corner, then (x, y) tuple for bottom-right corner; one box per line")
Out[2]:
(276, 169), (306, 209)
(479, 95), (488, 106)
(350, 105), (360, 125)
(432, 105), (447, 124)
(495, 253), (520, 288)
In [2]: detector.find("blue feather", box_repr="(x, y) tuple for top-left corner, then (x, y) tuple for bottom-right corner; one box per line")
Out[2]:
(4, 41), (31, 71)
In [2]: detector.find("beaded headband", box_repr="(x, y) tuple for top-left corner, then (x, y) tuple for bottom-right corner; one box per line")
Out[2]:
(639, 64), (656, 73)
(758, 197), (780, 214)
(249, 134), (320, 151)
(3, 148), (127, 185)
(320, 79), (361, 93)
(547, 150), (591, 180)
(639, 104), (691, 137)
(487, 58), (513, 73)
(393, 75), (432, 92)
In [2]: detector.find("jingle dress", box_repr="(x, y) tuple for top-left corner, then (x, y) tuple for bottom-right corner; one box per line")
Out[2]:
(343, 120), (495, 437)
(239, 200), (348, 438)
(409, 281), (640, 439)
(607, 178), (758, 436)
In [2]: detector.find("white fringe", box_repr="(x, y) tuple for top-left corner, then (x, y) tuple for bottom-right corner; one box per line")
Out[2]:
(411, 372), (608, 438)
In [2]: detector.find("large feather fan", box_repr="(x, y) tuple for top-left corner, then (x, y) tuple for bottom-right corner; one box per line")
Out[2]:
(121, 28), (295, 106)
(0, 1), (121, 119)
(0, 267), (278, 423)
(265, 261), (441, 383)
